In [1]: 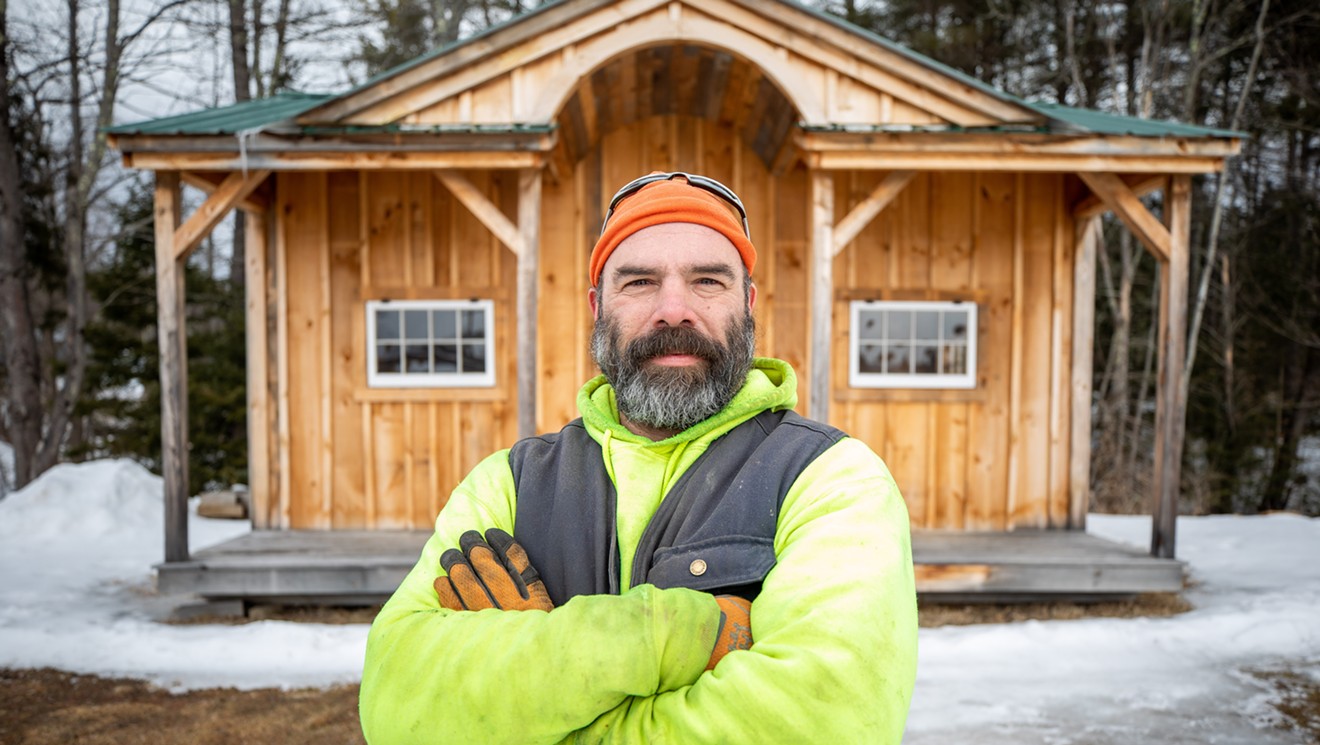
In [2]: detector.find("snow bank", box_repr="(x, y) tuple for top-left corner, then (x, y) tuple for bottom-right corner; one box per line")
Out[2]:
(0, 458), (163, 540)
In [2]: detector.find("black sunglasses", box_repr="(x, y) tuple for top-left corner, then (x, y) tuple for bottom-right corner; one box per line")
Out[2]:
(600, 172), (751, 241)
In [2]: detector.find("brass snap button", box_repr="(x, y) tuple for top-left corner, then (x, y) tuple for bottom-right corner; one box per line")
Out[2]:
(689, 559), (707, 576)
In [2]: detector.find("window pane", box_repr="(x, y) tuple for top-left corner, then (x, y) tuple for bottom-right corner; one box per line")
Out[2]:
(462, 309), (485, 339)
(944, 310), (969, 341)
(405, 310), (429, 341)
(943, 345), (967, 374)
(886, 311), (910, 341)
(376, 310), (401, 341)
(858, 344), (884, 373)
(858, 310), (884, 340)
(405, 344), (429, 373)
(433, 344), (458, 373)
(376, 344), (401, 373)
(886, 344), (910, 373)
(914, 311), (938, 341)
(462, 342), (487, 373)
(433, 310), (456, 340)
(914, 345), (939, 374)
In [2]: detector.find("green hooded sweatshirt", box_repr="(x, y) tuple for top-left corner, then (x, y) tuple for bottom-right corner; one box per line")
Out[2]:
(359, 358), (917, 743)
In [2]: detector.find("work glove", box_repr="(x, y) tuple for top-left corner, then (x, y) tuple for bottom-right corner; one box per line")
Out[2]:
(434, 528), (554, 612)
(707, 595), (753, 670)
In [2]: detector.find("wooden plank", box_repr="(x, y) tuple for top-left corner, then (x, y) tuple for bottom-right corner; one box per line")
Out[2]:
(1070, 216), (1101, 530)
(796, 131), (1240, 159)
(1076, 171), (1172, 261)
(244, 210), (272, 531)
(964, 172), (1014, 531)
(929, 171), (974, 530)
(435, 171), (524, 257)
(831, 170), (915, 256)
(284, 172), (330, 529)
(173, 170), (270, 261)
(328, 172), (367, 529)
(366, 172), (407, 288)
(530, 161), (580, 430)
(1047, 180), (1074, 528)
(370, 403), (408, 529)
(125, 151), (545, 172)
(154, 172), (189, 563)
(773, 165), (810, 409)
(1010, 174), (1057, 529)
(809, 170), (835, 422)
(1152, 175), (1191, 559)
(517, 169), (542, 437)
(806, 151), (1228, 175)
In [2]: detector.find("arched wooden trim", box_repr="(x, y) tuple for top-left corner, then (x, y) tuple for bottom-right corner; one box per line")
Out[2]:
(529, 8), (822, 125)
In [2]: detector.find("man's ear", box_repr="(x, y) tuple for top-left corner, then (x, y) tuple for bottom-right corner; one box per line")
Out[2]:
(588, 286), (600, 319)
(748, 282), (757, 311)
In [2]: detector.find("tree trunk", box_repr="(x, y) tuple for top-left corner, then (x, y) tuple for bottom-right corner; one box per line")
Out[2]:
(229, 0), (251, 289)
(0, 0), (45, 489)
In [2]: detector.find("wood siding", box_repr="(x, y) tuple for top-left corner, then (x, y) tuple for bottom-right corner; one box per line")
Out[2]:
(830, 171), (1078, 530)
(273, 171), (518, 529)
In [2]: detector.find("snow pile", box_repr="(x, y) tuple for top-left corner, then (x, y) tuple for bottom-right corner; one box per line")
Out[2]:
(0, 458), (163, 540)
(0, 458), (366, 691)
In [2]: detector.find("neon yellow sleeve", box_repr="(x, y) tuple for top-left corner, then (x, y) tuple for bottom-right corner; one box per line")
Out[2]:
(561, 438), (919, 744)
(359, 450), (720, 744)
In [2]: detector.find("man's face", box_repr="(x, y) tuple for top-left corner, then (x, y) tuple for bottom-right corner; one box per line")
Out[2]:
(588, 223), (757, 435)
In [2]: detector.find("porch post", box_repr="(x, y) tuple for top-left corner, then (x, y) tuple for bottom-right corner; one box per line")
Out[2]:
(154, 172), (189, 563)
(1151, 175), (1191, 558)
(809, 170), (835, 422)
(1069, 216), (1101, 529)
(245, 209), (272, 528)
(517, 168), (542, 438)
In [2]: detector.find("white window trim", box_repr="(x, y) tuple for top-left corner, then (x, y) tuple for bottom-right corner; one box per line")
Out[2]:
(366, 299), (496, 388)
(848, 300), (978, 389)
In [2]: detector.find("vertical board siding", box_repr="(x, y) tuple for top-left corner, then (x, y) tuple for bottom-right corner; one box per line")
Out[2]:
(278, 169), (516, 530)
(833, 171), (1073, 531)
(283, 172), (330, 529)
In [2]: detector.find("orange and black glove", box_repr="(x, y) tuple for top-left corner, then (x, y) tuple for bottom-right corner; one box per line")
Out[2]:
(707, 595), (753, 670)
(434, 528), (553, 612)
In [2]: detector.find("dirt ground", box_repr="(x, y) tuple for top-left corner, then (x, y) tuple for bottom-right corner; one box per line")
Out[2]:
(4, 594), (1317, 744)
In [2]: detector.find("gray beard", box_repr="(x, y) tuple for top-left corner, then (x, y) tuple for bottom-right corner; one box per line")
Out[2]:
(590, 313), (756, 434)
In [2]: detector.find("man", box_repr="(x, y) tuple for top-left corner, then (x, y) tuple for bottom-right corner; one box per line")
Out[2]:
(359, 172), (918, 744)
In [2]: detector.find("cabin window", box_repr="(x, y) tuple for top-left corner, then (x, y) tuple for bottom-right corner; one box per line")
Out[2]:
(366, 299), (495, 388)
(849, 300), (977, 389)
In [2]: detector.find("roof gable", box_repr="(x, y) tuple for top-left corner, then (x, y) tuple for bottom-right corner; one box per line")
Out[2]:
(295, 0), (1042, 130)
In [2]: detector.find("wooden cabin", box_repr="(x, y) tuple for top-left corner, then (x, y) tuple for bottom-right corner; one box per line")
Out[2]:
(108, 0), (1239, 606)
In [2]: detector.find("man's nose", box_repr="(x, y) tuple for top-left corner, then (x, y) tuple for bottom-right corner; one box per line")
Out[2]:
(651, 282), (696, 327)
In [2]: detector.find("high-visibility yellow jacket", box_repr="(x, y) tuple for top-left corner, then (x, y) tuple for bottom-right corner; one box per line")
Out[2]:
(359, 358), (918, 744)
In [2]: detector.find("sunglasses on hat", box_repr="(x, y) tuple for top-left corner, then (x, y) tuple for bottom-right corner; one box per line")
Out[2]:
(600, 172), (751, 241)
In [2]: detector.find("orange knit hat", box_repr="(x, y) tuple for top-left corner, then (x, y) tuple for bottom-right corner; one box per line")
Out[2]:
(589, 175), (757, 287)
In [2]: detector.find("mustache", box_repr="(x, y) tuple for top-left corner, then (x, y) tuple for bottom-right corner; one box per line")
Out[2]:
(625, 325), (722, 366)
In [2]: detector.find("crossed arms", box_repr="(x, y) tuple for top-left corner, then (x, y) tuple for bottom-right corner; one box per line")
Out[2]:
(358, 440), (918, 744)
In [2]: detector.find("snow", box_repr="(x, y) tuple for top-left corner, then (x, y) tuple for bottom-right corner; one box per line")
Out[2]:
(1, 458), (1318, 743)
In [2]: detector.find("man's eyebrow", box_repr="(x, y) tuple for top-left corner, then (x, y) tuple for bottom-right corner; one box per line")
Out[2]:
(688, 263), (737, 279)
(610, 263), (738, 280)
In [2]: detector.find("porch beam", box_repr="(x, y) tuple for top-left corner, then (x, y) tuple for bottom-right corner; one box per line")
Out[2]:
(1151, 175), (1191, 559)
(123, 151), (545, 172)
(516, 169), (542, 438)
(434, 171), (525, 257)
(831, 170), (915, 257)
(809, 171), (835, 422)
(173, 169), (272, 261)
(154, 171), (189, 563)
(1073, 174), (1165, 219)
(181, 170), (270, 214)
(1076, 172), (1171, 262)
(807, 151), (1226, 175)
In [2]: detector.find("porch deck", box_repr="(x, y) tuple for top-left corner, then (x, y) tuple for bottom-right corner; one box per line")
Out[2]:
(155, 528), (1185, 607)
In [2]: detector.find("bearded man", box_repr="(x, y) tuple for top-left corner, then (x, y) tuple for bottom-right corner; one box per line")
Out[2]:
(359, 173), (918, 744)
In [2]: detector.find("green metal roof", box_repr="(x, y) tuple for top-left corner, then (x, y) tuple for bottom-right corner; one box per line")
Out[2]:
(106, 91), (331, 136)
(1028, 102), (1244, 138)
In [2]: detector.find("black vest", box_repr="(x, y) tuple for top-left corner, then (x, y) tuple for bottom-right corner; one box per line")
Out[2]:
(509, 409), (845, 605)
